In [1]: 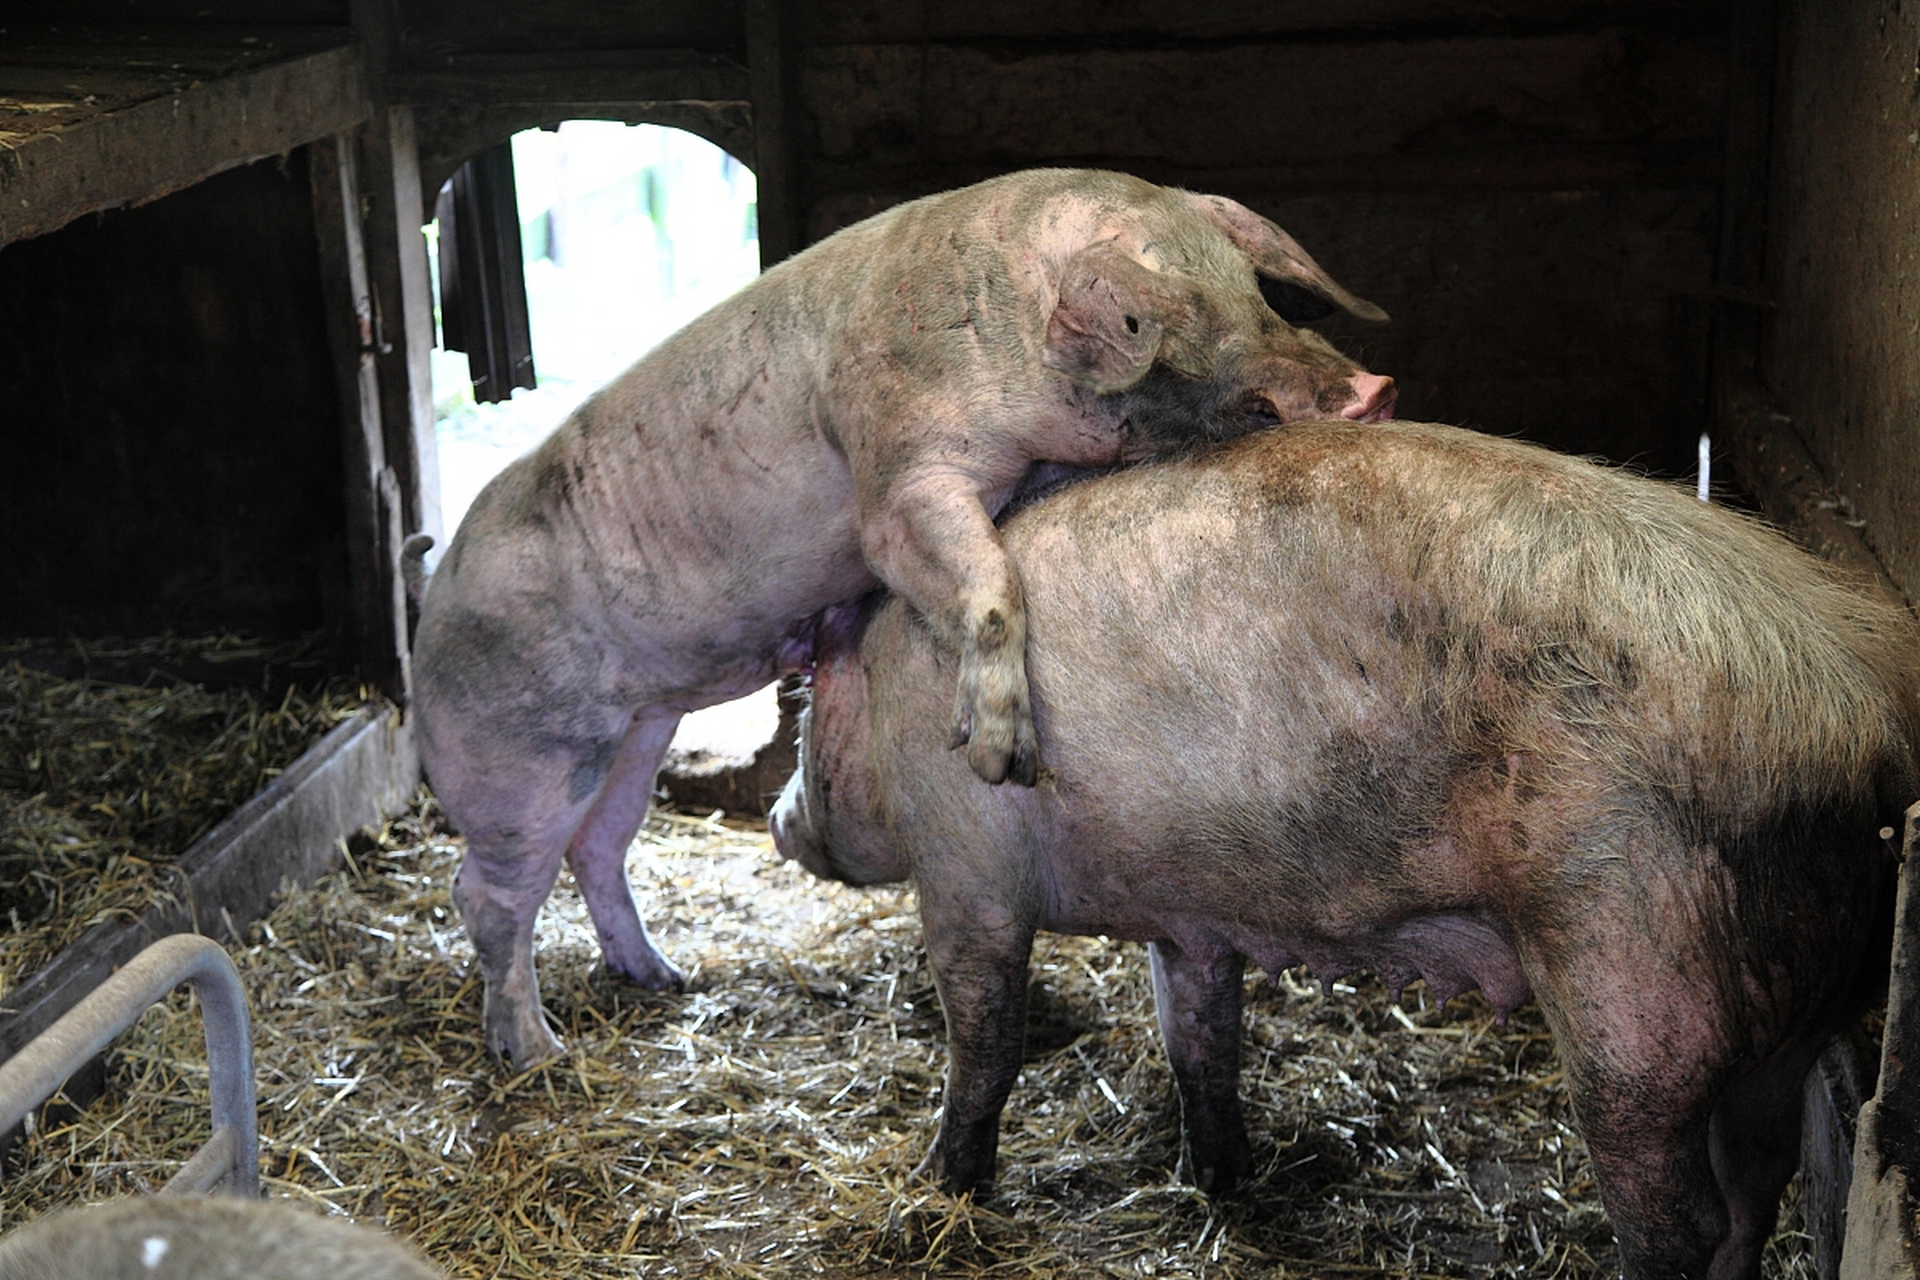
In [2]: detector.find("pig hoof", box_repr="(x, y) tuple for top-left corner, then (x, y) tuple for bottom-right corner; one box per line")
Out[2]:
(483, 996), (566, 1068)
(607, 954), (686, 993)
(1177, 1142), (1254, 1196)
(913, 1145), (994, 1197)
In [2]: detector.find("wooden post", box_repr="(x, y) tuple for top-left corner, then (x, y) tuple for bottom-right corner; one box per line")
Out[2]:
(358, 105), (444, 561)
(747, 0), (800, 266)
(309, 133), (408, 699)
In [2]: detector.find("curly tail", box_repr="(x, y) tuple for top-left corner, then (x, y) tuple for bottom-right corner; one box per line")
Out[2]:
(401, 533), (435, 609)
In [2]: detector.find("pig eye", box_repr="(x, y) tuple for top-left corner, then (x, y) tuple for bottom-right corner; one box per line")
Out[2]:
(1124, 315), (1139, 334)
(1244, 397), (1282, 426)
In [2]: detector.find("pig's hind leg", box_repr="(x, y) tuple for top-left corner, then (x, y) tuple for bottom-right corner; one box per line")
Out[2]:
(1527, 919), (1801, 1280)
(562, 708), (688, 991)
(1149, 940), (1253, 1193)
(447, 708), (684, 1066)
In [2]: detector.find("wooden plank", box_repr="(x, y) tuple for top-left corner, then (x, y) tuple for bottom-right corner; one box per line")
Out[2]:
(803, 144), (1724, 224)
(1717, 356), (1910, 608)
(746, 0), (798, 263)
(310, 132), (409, 696)
(798, 35), (1727, 173)
(1840, 803), (1920, 1280)
(356, 104), (444, 593)
(0, 40), (371, 248)
(1754, 0), (1920, 596)
(394, 0), (743, 59)
(1803, 1040), (1867, 1280)
(800, 0), (1729, 43)
(0, 703), (420, 1063)
(389, 54), (749, 108)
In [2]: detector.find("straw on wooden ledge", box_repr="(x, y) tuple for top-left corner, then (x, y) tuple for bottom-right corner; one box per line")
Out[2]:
(0, 633), (366, 992)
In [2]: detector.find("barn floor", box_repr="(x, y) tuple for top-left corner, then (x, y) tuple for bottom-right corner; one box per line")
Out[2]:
(0, 798), (1817, 1278)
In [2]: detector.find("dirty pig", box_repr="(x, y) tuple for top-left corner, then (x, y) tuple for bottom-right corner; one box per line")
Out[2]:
(410, 168), (1396, 1066)
(771, 419), (1920, 1280)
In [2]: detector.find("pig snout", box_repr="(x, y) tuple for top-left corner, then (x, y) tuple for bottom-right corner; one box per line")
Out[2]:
(1339, 372), (1397, 422)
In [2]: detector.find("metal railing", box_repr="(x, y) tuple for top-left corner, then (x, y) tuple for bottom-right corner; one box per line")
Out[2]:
(0, 933), (257, 1196)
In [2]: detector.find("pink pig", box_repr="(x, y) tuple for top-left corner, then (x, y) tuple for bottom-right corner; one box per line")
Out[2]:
(411, 169), (1394, 1066)
(774, 419), (1919, 1280)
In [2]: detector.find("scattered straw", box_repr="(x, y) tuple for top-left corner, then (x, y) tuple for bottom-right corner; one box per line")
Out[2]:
(0, 634), (366, 990)
(0, 797), (1817, 1277)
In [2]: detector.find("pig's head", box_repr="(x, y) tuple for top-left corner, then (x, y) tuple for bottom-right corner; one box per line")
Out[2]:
(1042, 187), (1395, 451)
(770, 603), (908, 888)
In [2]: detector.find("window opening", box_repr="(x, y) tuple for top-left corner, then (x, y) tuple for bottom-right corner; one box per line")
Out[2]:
(426, 122), (771, 771)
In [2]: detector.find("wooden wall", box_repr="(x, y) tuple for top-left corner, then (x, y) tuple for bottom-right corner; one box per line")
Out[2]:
(1759, 0), (1920, 593)
(0, 155), (349, 638)
(384, 0), (1733, 474)
(780, 2), (1731, 473)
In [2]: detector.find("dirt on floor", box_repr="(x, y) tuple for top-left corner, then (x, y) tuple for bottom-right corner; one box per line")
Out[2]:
(0, 798), (1818, 1278)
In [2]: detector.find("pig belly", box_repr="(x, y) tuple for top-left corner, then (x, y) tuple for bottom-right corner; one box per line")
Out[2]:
(1037, 878), (1534, 1015)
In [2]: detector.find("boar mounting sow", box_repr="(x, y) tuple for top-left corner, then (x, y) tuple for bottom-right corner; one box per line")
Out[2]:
(411, 168), (1394, 1065)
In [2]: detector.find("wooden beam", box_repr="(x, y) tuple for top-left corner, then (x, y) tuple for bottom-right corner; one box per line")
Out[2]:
(0, 40), (371, 249)
(310, 133), (408, 697)
(390, 53), (749, 108)
(355, 104), (445, 601)
(747, 0), (800, 264)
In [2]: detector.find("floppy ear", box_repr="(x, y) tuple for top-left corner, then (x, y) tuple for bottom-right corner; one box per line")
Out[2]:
(1188, 192), (1391, 325)
(1043, 241), (1216, 394)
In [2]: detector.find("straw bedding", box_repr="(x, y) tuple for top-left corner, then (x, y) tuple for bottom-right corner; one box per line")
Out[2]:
(0, 634), (366, 991)
(0, 793), (1820, 1277)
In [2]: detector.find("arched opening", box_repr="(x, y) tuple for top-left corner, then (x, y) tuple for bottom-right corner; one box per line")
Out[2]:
(426, 121), (778, 788)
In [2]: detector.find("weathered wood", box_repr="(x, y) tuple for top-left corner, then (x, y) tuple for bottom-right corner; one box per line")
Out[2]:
(799, 0), (1730, 44)
(437, 141), (537, 403)
(1804, 1039), (1867, 1280)
(394, 0), (743, 59)
(0, 704), (419, 1064)
(746, 0), (799, 263)
(1718, 354), (1910, 608)
(389, 54), (749, 109)
(0, 38), (370, 248)
(798, 35), (1726, 173)
(1756, 0), (1920, 596)
(355, 104), (444, 597)
(0, 153), (358, 638)
(310, 132), (409, 696)
(1840, 803), (1920, 1280)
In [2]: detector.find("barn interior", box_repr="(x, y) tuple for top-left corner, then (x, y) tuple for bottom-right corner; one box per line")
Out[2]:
(2, 0), (1918, 1275)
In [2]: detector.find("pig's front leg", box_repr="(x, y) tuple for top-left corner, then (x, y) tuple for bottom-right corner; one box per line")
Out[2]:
(1149, 940), (1253, 1193)
(915, 896), (1037, 1193)
(857, 468), (1038, 787)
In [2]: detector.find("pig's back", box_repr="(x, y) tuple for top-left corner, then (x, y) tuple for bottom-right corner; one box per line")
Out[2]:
(865, 420), (1920, 937)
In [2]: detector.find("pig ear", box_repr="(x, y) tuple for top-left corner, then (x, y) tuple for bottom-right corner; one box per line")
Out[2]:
(1043, 241), (1216, 394)
(1187, 193), (1390, 325)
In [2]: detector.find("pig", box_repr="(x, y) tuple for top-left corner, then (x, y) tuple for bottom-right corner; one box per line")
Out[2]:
(770, 419), (1920, 1280)
(411, 168), (1396, 1066)
(0, 1196), (444, 1279)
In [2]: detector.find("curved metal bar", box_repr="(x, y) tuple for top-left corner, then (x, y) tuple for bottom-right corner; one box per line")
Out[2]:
(0, 933), (258, 1196)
